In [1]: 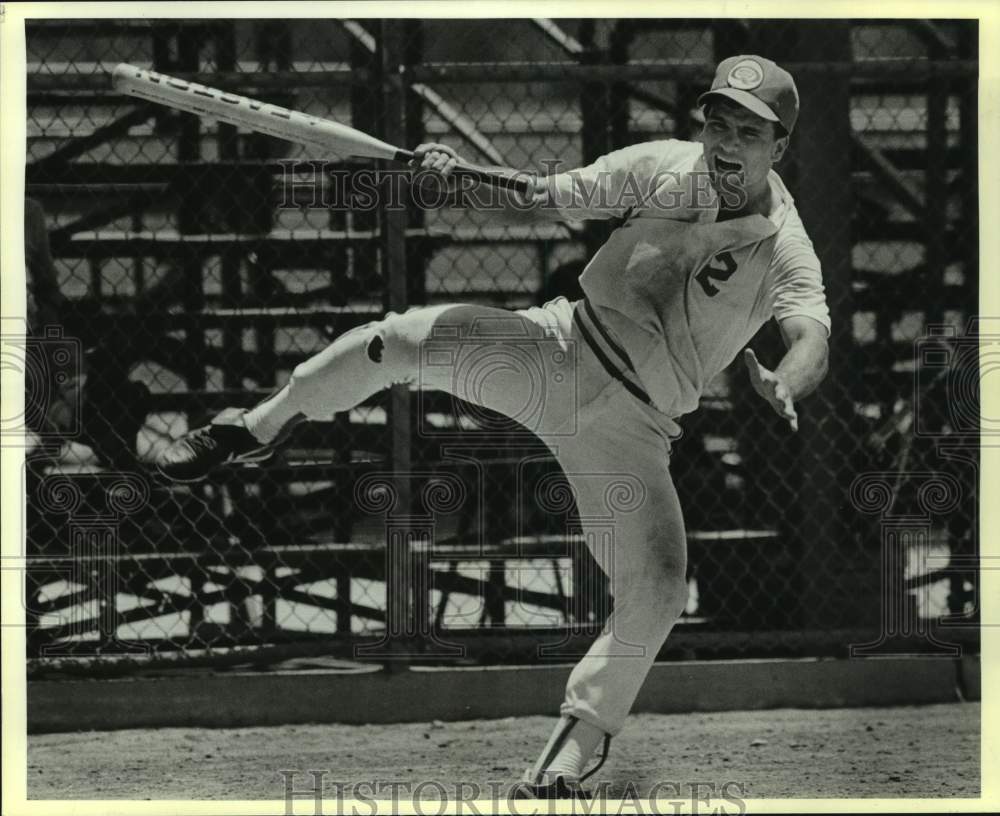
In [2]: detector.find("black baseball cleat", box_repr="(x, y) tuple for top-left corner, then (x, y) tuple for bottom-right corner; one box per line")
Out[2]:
(156, 407), (280, 483)
(513, 730), (611, 801)
(511, 775), (591, 801)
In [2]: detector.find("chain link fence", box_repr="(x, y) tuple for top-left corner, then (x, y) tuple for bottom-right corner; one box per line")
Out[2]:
(20, 18), (979, 675)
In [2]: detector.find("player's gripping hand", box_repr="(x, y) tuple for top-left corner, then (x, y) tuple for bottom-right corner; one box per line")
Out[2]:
(412, 142), (463, 186)
(412, 143), (542, 208)
(743, 348), (798, 432)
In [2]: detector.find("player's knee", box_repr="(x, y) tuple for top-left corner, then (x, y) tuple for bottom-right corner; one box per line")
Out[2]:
(648, 570), (687, 617)
(331, 313), (421, 373)
(658, 576), (689, 621)
(630, 562), (687, 621)
(369, 313), (421, 380)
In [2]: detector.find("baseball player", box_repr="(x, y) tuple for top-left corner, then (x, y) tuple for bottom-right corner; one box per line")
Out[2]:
(157, 55), (830, 799)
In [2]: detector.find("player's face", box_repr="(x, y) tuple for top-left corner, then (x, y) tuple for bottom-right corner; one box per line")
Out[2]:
(700, 101), (789, 203)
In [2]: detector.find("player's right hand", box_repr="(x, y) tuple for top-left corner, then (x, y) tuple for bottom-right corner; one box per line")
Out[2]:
(412, 143), (462, 178)
(411, 142), (543, 210)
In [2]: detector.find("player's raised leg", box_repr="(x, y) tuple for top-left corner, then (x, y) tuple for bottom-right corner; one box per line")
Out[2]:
(156, 302), (576, 481)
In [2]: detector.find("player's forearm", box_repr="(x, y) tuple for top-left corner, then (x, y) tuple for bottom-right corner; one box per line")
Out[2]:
(412, 145), (568, 224)
(448, 172), (560, 225)
(775, 334), (828, 401)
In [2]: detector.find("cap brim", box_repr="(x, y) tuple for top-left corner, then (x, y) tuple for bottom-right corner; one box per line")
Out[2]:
(698, 88), (779, 123)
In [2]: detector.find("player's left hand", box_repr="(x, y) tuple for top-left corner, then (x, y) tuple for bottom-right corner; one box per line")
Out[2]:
(743, 348), (798, 432)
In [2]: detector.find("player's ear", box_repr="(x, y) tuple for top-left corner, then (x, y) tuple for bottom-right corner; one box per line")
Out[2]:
(771, 132), (789, 164)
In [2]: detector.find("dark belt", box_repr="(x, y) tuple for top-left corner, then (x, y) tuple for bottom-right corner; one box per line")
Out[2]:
(572, 299), (653, 407)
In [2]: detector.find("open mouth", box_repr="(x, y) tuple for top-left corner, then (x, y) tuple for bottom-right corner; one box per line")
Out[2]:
(714, 156), (744, 174)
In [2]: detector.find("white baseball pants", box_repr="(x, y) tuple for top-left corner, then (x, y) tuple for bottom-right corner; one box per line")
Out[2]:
(283, 296), (688, 736)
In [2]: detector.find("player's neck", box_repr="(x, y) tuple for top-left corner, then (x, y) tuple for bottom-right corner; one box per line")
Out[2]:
(717, 180), (772, 222)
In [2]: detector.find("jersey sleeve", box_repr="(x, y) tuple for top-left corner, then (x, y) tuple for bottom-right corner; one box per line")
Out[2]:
(542, 140), (684, 221)
(767, 206), (831, 335)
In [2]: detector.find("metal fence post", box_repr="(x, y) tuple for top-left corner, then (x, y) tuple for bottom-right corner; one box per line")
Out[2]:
(608, 22), (633, 148)
(778, 23), (857, 630)
(578, 21), (614, 257)
(173, 26), (207, 392)
(381, 20), (416, 648)
(959, 25), (979, 320)
(925, 39), (949, 329)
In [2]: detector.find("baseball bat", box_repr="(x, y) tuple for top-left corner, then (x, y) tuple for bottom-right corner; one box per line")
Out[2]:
(110, 63), (531, 195)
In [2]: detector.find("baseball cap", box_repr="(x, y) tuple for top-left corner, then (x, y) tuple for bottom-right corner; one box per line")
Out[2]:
(698, 55), (799, 135)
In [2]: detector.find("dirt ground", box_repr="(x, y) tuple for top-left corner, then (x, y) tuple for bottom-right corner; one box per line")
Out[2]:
(28, 702), (979, 802)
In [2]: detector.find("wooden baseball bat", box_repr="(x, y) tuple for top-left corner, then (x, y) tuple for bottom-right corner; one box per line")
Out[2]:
(110, 63), (531, 195)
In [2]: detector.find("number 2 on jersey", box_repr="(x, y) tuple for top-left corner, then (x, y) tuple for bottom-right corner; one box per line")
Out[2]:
(695, 250), (738, 297)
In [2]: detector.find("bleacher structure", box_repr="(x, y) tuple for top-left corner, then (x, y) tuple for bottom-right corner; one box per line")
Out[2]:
(22, 19), (979, 671)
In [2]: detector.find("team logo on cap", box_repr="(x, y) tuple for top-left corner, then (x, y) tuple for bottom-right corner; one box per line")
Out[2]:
(727, 58), (764, 90)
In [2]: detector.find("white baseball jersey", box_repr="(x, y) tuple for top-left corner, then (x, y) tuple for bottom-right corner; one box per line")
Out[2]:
(546, 139), (830, 419)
